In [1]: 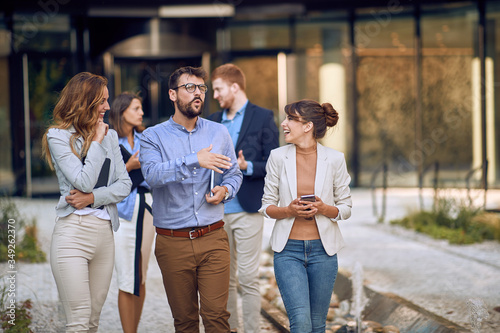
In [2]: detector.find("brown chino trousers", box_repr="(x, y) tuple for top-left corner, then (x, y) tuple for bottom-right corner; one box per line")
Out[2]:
(155, 227), (231, 333)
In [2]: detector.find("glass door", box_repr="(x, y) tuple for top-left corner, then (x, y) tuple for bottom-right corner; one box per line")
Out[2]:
(113, 57), (203, 128)
(27, 53), (74, 196)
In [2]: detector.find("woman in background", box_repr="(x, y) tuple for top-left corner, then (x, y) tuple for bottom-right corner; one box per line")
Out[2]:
(42, 72), (131, 332)
(109, 92), (154, 333)
(259, 99), (352, 333)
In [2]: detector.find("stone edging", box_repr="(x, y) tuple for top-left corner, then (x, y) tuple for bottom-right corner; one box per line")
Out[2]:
(261, 269), (469, 333)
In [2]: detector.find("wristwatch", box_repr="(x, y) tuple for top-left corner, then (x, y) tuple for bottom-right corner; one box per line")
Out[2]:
(222, 186), (230, 200)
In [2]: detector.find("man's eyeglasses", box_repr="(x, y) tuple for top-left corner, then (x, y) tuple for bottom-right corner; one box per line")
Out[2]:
(173, 83), (208, 94)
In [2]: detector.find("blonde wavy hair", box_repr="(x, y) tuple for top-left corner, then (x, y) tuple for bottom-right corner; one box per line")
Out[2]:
(42, 72), (108, 170)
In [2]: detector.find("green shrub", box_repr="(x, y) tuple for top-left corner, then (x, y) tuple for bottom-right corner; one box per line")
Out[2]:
(0, 197), (46, 263)
(0, 299), (33, 332)
(471, 212), (500, 241)
(0, 280), (33, 332)
(390, 197), (500, 244)
(17, 224), (46, 263)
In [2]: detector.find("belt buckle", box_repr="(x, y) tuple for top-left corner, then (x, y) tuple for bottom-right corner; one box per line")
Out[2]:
(189, 229), (198, 239)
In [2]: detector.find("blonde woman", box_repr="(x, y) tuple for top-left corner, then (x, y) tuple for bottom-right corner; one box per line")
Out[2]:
(260, 99), (352, 333)
(42, 72), (131, 332)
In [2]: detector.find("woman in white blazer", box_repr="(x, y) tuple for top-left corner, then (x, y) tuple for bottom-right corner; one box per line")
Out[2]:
(42, 72), (132, 332)
(259, 99), (352, 333)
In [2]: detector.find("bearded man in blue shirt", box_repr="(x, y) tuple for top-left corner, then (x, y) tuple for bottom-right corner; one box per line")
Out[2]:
(140, 66), (243, 333)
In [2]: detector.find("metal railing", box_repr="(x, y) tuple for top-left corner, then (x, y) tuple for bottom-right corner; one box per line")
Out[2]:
(371, 163), (388, 223)
(419, 161), (439, 211)
(465, 160), (488, 209)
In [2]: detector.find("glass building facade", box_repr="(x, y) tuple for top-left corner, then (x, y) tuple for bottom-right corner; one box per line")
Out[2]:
(1, 0), (499, 196)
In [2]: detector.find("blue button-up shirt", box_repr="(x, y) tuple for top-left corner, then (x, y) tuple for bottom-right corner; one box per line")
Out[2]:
(140, 117), (243, 229)
(220, 101), (253, 214)
(117, 130), (149, 221)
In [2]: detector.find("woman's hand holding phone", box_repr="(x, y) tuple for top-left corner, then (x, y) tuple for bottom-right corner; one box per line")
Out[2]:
(300, 194), (317, 220)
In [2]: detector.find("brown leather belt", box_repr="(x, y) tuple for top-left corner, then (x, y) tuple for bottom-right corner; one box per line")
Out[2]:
(156, 220), (224, 239)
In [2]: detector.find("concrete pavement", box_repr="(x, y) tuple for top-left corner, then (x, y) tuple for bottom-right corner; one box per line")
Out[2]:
(3, 197), (279, 332)
(336, 188), (500, 332)
(3, 188), (500, 332)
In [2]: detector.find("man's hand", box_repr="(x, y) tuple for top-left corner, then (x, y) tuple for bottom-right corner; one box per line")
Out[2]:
(237, 150), (248, 171)
(126, 151), (141, 172)
(197, 144), (232, 174)
(65, 189), (95, 210)
(205, 185), (227, 205)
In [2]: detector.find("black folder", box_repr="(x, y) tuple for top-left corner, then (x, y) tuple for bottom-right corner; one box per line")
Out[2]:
(95, 158), (111, 188)
(85, 157), (110, 208)
(120, 144), (145, 190)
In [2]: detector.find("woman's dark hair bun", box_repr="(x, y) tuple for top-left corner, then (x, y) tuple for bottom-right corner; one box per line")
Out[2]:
(322, 103), (339, 127)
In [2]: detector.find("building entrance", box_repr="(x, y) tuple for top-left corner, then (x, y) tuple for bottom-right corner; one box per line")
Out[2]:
(110, 57), (205, 127)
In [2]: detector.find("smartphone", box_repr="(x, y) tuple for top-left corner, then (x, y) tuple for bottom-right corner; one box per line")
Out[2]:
(300, 194), (316, 203)
(300, 195), (316, 220)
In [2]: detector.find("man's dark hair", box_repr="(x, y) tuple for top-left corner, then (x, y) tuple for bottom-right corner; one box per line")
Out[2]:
(169, 66), (208, 90)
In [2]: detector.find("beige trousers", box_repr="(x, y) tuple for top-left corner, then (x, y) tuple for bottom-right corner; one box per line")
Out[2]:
(50, 214), (114, 333)
(224, 212), (264, 333)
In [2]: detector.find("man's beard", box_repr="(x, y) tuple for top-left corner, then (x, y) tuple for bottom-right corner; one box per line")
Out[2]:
(176, 97), (204, 119)
(219, 94), (234, 110)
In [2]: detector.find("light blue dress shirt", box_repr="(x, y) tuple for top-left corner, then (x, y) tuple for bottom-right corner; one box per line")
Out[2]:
(117, 130), (150, 221)
(220, 101), (253, 214)
(140, 117), (243, 229)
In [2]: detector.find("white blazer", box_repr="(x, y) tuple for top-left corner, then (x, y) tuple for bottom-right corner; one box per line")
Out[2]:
(259, 143), (352, 256)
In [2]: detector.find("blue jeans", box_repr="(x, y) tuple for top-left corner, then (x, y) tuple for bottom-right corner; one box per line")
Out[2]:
(274, 239), (338, 333)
